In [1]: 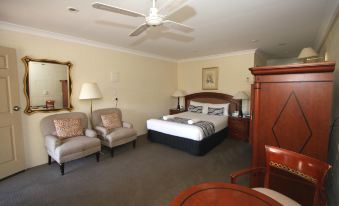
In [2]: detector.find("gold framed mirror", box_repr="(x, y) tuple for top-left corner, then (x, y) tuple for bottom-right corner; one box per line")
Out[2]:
(22, 56), (73, 114)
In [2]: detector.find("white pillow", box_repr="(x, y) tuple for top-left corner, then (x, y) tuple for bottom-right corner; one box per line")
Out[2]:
(189, 101), (208, 114)
(205, 103), (230, 116)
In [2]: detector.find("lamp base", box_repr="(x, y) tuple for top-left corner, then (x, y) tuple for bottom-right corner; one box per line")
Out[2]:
(176, 97), (180, 110)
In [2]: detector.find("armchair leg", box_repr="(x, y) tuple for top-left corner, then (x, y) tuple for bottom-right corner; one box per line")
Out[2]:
(110, 148), (114, 157)
(48, 155), (51, 165)
(96, 152), (100, 162)
(59, 163), (65, 176)
(132, 140), (136, 149)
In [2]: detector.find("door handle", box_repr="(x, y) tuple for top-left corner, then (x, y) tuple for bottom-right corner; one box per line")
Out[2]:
(13, 106), (20, 111)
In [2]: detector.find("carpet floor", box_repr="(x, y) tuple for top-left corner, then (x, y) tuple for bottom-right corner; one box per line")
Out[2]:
(0, 135), (251, 206)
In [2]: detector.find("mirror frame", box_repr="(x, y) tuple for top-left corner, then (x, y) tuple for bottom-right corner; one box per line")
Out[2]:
(22, 56), (73, 114)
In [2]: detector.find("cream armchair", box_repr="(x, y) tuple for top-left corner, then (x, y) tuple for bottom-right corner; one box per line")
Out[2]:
(92, 108), (137, 157)
(40, 112), (101, 175)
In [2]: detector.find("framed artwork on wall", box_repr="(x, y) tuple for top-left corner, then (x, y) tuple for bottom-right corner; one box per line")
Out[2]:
(202, 67), (218, 90)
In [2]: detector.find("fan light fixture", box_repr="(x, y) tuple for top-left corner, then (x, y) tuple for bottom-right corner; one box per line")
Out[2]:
(92, 0), (194, 36)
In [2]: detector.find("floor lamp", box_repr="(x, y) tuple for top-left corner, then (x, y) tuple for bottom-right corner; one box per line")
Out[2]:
(79, 82), (103, 119)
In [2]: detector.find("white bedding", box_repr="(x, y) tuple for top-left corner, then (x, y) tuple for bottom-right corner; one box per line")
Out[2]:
(146, 111), (228, 141)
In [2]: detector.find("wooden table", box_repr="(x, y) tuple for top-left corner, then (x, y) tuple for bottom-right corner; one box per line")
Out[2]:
(169, 182), (282, 206)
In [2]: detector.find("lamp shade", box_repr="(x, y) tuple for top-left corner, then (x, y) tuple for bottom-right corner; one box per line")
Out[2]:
(233, 91), (249, 100)
(79, 83), (102, 100)
(298, 47), (318, 59)
(172, 90), (185, 97)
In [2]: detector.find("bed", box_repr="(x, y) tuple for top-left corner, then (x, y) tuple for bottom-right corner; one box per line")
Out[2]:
(147, 92), (240, 156)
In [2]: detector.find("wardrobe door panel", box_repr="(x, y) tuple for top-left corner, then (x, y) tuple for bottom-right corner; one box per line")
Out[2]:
(257, 82), (332, 166)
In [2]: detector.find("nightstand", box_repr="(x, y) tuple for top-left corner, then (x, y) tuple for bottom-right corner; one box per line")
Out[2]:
(169, 109), (185, 115)
(228, 116), (250, 141)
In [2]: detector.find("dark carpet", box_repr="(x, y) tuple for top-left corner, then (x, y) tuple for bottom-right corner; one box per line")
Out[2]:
(0, 135), (251, 206)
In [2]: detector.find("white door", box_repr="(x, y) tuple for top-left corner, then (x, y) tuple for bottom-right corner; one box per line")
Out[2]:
(0, 46), (25, 179)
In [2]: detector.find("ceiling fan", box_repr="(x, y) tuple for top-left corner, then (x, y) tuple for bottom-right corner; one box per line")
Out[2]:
(92, 0), (194, 36)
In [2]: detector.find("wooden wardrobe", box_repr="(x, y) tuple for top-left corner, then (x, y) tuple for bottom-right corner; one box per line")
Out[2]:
(249, 62), (335, 206)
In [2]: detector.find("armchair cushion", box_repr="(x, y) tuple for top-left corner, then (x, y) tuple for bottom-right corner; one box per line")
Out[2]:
(253, 188), (301, 206)
(106, 127), (137, 142)
(55, 136), (100, 158)
(54, 118), (83, 139)
(85, 129), (97, 138)
(101, 113), (122, 129)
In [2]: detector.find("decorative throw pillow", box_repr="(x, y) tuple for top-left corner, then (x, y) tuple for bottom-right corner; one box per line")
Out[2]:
(188, 105), (203, 113)
(207, 107), (224, 116)
(205, 103), (230, 116)
(190, 101), (208, 114)
(54, 118), (84, 139)
(101, 113), (122, 130)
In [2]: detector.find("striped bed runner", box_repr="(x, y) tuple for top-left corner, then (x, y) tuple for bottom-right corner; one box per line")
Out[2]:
(164, 117), (215, 137)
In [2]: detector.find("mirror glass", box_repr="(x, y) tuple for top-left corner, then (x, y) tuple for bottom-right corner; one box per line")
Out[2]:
(22, 56), (73, 114)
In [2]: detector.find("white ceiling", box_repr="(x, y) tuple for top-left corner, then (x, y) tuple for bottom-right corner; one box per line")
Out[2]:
(0, 0), (338, 61)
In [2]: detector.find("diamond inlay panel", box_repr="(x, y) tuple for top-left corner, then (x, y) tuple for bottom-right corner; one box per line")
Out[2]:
(272, 91), (312, 152)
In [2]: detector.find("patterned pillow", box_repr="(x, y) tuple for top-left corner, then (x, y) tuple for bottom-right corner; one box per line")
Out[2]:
(188, 105), (203, 113)
(207, 107), (224, 116)
(54, 118), (84, 139)
(101, 113), (122, 130)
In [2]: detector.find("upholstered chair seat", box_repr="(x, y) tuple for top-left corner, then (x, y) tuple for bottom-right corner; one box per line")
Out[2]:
(41, 112), (101, 175)
(253, 188), (301, 206)
(92, 108), (137, 157)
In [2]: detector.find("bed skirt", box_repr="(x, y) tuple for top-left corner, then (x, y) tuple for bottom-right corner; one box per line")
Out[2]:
(147, 127), (228, 156)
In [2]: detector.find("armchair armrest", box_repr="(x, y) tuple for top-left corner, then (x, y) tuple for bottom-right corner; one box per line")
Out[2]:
(95, 126), (108, 137)
(45, 135), (61, 151)
(123, 121), (133, 128)
(85, 129), (97, 138)
(230, 167), (266, 184)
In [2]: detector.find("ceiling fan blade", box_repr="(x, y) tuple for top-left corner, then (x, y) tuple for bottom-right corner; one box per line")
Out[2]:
(129, 24), (150, 36)
(163, 20), (193, 32)
(92, 2), (145, 17)
(159, 0), (194, 17)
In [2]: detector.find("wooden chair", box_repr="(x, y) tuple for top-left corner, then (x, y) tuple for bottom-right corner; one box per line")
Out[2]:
(230, 145), (331, 206)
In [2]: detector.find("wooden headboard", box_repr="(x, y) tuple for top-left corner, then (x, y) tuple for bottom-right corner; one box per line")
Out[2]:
(185, 92), (240, 114)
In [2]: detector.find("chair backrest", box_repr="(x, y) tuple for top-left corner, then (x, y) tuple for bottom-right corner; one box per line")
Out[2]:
(264, 145), (331, 206)
(92, 108), (122, 127)
(40, 112), (88, 136)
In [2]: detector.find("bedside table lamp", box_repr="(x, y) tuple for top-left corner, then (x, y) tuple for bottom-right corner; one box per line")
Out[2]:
(79, 82), (103, 116)
(233, 91), (249, 117)
(172, 90), (185, 110)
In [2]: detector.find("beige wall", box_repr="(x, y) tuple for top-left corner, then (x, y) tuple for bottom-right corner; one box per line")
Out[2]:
(0, 29), (177, 168)
(177, 53), (255, 114)
(319, 13), (339, 206)
(254, 50), (267, 67)
(0, 29), (257, 168)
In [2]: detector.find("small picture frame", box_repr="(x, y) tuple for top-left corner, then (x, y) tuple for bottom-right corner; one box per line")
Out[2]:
(202, 67), (218, 90)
